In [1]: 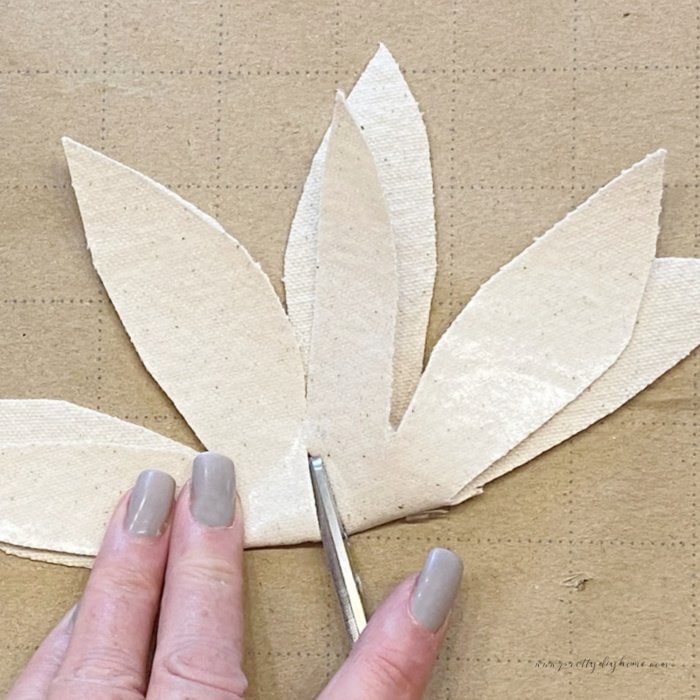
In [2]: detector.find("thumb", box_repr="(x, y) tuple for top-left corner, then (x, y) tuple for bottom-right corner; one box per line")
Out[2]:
(319, 548), (463, 700)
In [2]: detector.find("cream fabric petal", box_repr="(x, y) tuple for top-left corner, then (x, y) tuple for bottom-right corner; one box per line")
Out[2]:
(343, 151), (665, 531)
(63, 139), (317, 546)
(0, 400), (192, 565)
(0, 443), (194, 555)
(284, 44), (436, 424)
(452, 256), (700, 503)
(0, 399), (186, 450)
(305, 95), (398, 528)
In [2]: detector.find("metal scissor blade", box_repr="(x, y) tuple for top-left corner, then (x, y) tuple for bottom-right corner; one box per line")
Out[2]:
(309, 455), (367, 642)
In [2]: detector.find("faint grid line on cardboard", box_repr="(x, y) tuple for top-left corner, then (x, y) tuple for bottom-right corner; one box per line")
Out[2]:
(0, 64), (697, 76)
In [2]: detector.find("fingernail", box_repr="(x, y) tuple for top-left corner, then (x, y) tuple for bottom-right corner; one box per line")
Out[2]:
(191, 452), (236, 527)
(410, 548), (463, 632)
(125, 469), (175, 536)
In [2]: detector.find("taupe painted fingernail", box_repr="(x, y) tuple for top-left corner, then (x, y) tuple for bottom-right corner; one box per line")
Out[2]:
(410, 548), (463, 632)
(191, 452), (236, 527)
(125, 470), (175, 536)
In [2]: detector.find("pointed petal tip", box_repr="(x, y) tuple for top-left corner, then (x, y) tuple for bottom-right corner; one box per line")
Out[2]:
(62, 138), (102, 170)
(638, 148), (667, 176)
(61, 136), (97, 157)
(611, 148), (666, 195)
(331, 91), (356, 129)
(370, 42), (400, 70)
(62, 138), (85, 184)
(637, 147), (667, 171)
(613, 149), (666, 176)
(375, 42), (392, 59)
(61, 136), (82, 159)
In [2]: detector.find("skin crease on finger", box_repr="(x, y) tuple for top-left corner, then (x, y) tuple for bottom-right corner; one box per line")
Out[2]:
(8, 457), (463, 700)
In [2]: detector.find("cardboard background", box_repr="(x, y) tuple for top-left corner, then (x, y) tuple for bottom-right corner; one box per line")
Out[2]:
(0, 1), (697, 697)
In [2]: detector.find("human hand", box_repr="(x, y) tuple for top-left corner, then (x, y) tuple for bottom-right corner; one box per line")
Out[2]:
(9, 453), (463, 699)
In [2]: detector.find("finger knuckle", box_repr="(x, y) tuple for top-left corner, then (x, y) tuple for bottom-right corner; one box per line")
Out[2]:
(156, 637), (247, 699)
(94, 561), (160, 600)
(175, 554), (239, 587)
(52, 646), (144, 698)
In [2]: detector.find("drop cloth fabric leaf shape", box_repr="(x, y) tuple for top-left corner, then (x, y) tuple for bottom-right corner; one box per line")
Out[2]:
(63, 138), (318, 547)
(0, 399), (194, 565)
(339, 151), (666, 531)
(284, 44), (436, 425)
(304, 94), (399, 525)
(0, 400), (195, 555)
(454, 256), (700, 502)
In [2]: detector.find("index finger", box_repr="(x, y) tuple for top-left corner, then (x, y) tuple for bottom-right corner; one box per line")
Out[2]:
(320, 548), (463, 700)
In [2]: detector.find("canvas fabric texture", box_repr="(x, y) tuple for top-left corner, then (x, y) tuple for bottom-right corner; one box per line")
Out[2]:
(459, 256), (700, 501)
(63, 138), (319, 547)
(284, 44), (437, 426)
(305, 96), (399, 530)
(367, 152), (667, 530)
(0, 399), (194, 564)
(4, 121), (681, 554)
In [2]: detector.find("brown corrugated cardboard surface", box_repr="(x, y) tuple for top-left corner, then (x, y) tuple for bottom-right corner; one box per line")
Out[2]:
(0, 1), (697, 697)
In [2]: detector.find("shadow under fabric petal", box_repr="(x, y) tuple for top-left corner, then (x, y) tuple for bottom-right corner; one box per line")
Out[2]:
(63, 139), (318, 547)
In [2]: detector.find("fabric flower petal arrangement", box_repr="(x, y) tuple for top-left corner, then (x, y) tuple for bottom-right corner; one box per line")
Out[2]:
(1, 45), (698, 567)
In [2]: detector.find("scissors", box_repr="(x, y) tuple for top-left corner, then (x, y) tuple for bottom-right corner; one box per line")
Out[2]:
(308, 455), (367, 642)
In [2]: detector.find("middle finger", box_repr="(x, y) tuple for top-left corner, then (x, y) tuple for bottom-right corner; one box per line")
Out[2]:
(148, 453), (246, 699)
